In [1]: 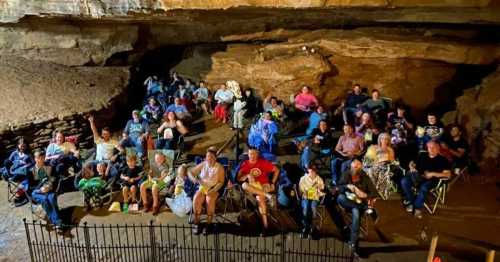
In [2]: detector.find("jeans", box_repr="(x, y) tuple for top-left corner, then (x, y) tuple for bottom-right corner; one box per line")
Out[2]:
(301, 199), (319, 229)
(31, 190), (62, 226)
(337, 194), (366, 245)
(48, 155), (81, 176)
(400, 172), (436, 209)
(120, 135), (144, 158)
(330, 158), (352, 185)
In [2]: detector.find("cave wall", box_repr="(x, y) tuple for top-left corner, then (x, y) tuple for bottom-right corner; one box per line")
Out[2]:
(0, 1), (499, 170)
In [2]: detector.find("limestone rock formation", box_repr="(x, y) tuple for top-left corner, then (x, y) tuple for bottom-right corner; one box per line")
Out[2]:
(0, 55), (130, 157)
(443, 67), (500, 172)
(174, 28), (500, 113)
(0, 24), (138, 66)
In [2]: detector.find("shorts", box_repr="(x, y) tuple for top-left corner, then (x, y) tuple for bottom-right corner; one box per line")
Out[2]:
(141, 179), (167, 191)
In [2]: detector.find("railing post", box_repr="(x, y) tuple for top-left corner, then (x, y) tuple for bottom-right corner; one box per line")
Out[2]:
(83, 222), (93, 262)
(149, 220), (156, 262)
(280, 232), (286, 262)
(23, 219), (35, 262)
(214, 231), (220, 262)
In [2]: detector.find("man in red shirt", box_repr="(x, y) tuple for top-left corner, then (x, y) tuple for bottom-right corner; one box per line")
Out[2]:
(237, 148), (280, 235)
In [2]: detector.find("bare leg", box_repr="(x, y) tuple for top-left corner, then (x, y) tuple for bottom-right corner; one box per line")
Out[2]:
(256, 195), (268, 229)
(122, 186), (130, 204)
(206, 192), (218, 224)
(140, 183), (149, 208)
(130, 186), (137, 203)
(193, 190), (205, 224)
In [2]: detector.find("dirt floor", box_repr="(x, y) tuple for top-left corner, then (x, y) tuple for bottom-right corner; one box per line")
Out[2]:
(1, 116), (499, 262)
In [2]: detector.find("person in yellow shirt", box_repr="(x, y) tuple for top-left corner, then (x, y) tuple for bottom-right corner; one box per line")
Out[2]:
(298, 164), (325, 239)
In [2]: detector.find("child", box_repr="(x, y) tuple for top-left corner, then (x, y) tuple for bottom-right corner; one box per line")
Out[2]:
(298, 165), (325, 239)
(78, 162), (107, 210)
(119, 155), (143, 213)
(172, 164), (188, 197)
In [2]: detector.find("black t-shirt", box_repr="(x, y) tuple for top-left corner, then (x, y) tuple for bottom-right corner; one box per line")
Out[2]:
(338, 170), (379, 199)
(310, 128), (333, 151)
(416, 154), (450, 182)
(120, 166), (144, 183)
(442, 136), (468, 153)
(345, 94), (367, 108)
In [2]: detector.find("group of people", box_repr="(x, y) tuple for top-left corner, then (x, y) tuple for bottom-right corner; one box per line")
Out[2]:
(0, 73), (471, 253)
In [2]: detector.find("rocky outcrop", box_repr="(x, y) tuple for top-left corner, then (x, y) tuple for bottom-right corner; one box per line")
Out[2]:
(443, 67), (500, 172)
(172, 28), (500, 112)
(0, 24), (138, 66)
(0, 55), (130, 157)
(1, 0), (499, 24)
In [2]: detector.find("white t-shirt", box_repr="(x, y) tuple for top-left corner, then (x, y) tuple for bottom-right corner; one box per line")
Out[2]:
(95, 138), (118, 161)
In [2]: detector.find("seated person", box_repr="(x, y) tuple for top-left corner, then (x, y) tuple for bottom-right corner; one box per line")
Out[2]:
(119, 155), (144, 213)
(400, 141), (451, 219)
(331, 125), (365, 185)
(237, 148), (280, 236)
(298, 164), (325, 239)
(342, 84), (367, 125)
(248, 112), (279, 155)
(172, 164), (189, 197)
(213, 83), (234, 123)
(242, 88), (259, 119)
(1, 138), (34, 181)
(174, 83), (193, 109)
(140, 152), (174, 215)
(165, 97), (192, 121)
(144, 75), (163, 98)
(45, 131), (81, 176)
(188, 147), (225, 235)
(263, 94), (285, 121)
(300, 120), (333, 170)
(337, 159), (378, 252)
(416, 112), (444, 153)
(306, 105), (328, 136)
(25, 151), (64, 229)
(156, 111), (188, 150)
(184, 79), (197, 94)
(363, 133), (396, 200)
(78, 162), (116, 210)
(361, 89), (388, 119)
(193, 81), (211, 114)
(440, 125), (469, 171)
(120, 110), (150, 159)
(141, 97), (163, 123)
(88, 115), (119, 163)
(294, 86), (319, 114)
(355, 112), (377, 146)
(387, 104), (414, 146)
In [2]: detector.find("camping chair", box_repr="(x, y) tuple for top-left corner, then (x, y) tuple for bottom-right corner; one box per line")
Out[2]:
(423, 178), (449, 215)
(155, 133), (185, 162)
(338, 198), (376, 240)
(188, 156), (240, 224)
(146, 149), (176, 204)
(293, 184), (327, 231)
(74, 162), (120, 208)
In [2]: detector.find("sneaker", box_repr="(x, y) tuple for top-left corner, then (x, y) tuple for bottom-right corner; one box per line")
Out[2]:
(300, 228), (309, 239)
(405, 204), (414, 213)
(122, 203), (129, 214)
(193, 224), (202, 235)
(203, 223), (214, 236)
(414, 209), (423, 219)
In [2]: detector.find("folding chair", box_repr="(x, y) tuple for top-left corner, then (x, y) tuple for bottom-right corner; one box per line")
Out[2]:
(293, 184), (327, 231)
(338, 198), (375, 239)
(424, 178), (449, 214)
